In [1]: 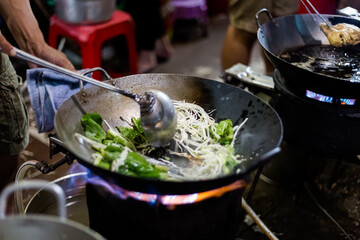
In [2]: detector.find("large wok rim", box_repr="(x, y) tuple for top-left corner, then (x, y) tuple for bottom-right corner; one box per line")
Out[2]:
(54, 73), (284, 194)
(257, 13), (360, 84)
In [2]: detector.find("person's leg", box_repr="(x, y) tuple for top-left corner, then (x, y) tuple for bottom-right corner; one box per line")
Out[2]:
(221, 25), (257, 70)
(0, 154), (18, 192)
(221, 0), (269, 71)
(155, 36), (173, 62)
(0, 53), (29, 191)
(123, 0), (165, 73)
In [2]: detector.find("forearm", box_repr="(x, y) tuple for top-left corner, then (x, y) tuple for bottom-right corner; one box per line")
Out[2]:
(0, 0), (46, 54)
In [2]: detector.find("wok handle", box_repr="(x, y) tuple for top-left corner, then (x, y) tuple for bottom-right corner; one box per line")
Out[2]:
(0, 180), (67, 220)
(255, 8), (274, 28)
(79, 67), (112, 90)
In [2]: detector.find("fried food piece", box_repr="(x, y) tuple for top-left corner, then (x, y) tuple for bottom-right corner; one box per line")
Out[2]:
(320, 22), (360, 47)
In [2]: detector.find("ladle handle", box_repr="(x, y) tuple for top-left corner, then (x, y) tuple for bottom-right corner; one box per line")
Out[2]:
(13, 47), (137, 99)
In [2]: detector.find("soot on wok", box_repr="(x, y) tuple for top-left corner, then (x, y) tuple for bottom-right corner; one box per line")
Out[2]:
(280, 44), (360, 81)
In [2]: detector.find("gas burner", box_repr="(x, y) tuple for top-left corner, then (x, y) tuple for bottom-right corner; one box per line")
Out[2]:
(274, 70), (360, 108)
(43, 134), (276, 240)
(86, 179), (246, 240)
(224, 65), (360, 158)
(271, 70), (360, 158)
(224, 64), (360, 239)
(47, 135), (246, 240)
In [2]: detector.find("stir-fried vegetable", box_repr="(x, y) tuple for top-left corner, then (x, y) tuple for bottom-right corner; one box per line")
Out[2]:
(79, 113), (168, 180)
(81, 113), (106, 143)
(171, 101), (246, 179)
(116, 117), (147, 146)
(77, 101), (247, 181)
(211, 119), (234, 145)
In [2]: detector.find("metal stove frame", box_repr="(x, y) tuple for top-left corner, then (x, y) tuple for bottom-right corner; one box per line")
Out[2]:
(42, 133), (278, 240)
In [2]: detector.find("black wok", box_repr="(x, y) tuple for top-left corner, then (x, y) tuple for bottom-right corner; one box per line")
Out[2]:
(54, 74), (283, 195)
(257, 9), (360, 98)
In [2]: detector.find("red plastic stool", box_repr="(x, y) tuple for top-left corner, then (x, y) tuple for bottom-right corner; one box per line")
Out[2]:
(48, 10), (138, 80)
(298, 0), (337, 14)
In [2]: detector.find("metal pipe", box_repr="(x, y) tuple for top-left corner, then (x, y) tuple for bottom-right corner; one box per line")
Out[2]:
(15, 161), (38, 214)
(241, 197), (279, 240)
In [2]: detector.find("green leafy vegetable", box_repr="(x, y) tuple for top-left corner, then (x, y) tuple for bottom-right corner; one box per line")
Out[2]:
(223, 146), (237, 174)
(82, 113), (103, 125)
(79, 113), (169, 180)
(81, 113), (106, 143)
(106, 128), (136, 150)
(124, 152), (161, 178)
(116, 117), (147, 145)
(116, 126), (146, 145)
(211, 119), (234, 145)
(98, 160), (112, 170)
(102, 144), (124, 162)
(131, 117), (144, 134)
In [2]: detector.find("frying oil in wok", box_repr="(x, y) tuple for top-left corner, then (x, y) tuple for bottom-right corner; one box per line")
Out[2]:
(280, 44), (360, 81)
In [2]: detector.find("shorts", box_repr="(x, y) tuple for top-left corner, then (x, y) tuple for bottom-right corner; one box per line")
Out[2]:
(0, 53), (29, 155)
(229, 0), (300, 34)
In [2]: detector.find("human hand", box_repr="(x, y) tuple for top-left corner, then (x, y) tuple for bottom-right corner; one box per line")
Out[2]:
(29, 43), (76, 71)
(0, 33), (15, 57)
(0, 0), (75, 71)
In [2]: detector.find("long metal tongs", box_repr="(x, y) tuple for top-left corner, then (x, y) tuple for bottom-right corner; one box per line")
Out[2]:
(299, 0), (332, 28)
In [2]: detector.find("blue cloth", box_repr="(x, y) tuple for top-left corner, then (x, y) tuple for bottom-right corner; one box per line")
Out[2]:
(26, 68), (90, 133)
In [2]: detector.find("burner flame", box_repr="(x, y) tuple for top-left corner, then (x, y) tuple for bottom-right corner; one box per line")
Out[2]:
(86, 176), (247, 206)
(69, 162), (247, 206)
(305, 90), (356, 105)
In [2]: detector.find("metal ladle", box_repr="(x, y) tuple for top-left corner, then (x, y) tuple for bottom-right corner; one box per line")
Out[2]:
(9, 47), (177, 147)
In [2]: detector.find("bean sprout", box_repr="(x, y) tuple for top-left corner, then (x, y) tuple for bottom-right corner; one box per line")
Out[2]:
(169, 100), (247, 180)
